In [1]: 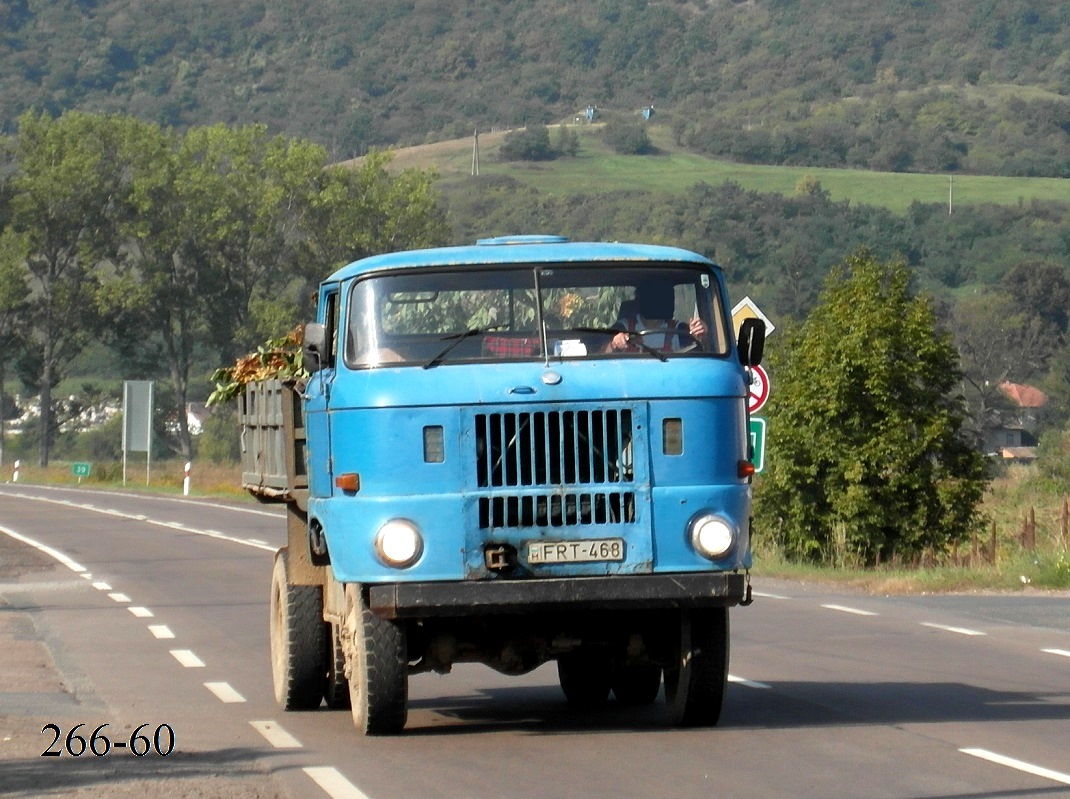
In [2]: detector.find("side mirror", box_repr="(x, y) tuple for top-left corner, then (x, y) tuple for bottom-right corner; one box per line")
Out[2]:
(737, 318), (766, 367)
(302, 322), (327, 374)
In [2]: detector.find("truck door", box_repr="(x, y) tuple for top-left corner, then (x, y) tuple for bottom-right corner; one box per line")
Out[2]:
(304, 285), (340, 498)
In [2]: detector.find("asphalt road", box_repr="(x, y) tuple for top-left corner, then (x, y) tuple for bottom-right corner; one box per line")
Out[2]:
(1, 484), (1068, 799)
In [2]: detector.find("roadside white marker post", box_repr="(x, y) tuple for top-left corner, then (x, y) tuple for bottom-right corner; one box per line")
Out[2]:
(183, 461), (191, 496)
(12, 459), (18, 482)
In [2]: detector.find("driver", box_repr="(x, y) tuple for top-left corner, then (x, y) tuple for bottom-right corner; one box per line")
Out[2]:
(606, 280), (708, 352)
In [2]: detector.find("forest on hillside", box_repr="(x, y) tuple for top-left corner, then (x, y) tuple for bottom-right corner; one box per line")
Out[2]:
(1, 0), (1068, 175)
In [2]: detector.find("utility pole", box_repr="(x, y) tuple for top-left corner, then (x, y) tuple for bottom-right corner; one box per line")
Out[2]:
(471, 128), (479, 176)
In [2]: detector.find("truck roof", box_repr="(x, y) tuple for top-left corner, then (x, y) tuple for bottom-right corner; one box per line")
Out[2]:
(326, 236), (719, 282)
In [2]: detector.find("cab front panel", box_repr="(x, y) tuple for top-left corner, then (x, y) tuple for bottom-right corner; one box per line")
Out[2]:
(310, 389), (752, 584)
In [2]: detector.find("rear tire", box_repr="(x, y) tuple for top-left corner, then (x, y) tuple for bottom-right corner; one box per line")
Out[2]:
(345, 585), (408, 735)
(664, 607), (729, 727)
(611, 662), (662, 706)
(269, 549), (326, 710)
(557, 651), (612, 708)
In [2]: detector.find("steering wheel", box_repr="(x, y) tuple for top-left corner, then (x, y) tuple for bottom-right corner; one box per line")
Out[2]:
(632, 327), (704, 353)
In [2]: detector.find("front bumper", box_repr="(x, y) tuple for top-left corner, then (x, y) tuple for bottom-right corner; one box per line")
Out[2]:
(367, 572), (745, 619)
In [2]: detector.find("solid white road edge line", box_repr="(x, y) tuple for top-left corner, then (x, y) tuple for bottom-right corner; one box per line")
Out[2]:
(249, 720), (302, 749)
(0, 523), (87, 573)
(303, 767), (373, 799)
(960, 748), (1070, 786)
(921, 622), (985, 636)
(0, 491), (276, 553)
(0, 483), (283, 518)
(204, 682), (245, 703)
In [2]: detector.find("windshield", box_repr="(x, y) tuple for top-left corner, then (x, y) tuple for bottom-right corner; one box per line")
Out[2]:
(343, 264), (729, 368)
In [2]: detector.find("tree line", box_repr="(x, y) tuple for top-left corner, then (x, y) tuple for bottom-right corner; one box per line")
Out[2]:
(1, 1), (1067, 176)
(0, 111), (447, 466)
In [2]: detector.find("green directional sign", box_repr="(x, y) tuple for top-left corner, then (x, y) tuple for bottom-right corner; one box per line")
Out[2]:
(748, 418), (766, 474)
(71, 462), (92, 478)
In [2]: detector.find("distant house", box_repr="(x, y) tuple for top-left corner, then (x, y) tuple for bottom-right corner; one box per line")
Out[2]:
(186, 402), (213, 435)
(984, 382), (1047, 460)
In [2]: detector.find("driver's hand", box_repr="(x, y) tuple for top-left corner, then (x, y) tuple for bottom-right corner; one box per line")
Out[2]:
(609, 331), (629, 352)
(689, 317), (708, 342)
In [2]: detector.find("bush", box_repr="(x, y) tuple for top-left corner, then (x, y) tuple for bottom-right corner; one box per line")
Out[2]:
(499, 126), (554, 161)
(602, 119), (653, 155)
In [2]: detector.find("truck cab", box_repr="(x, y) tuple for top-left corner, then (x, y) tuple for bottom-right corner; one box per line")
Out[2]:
(264, 236), (764, 734)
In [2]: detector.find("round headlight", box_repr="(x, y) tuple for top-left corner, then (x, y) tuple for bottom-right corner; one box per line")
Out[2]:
(375, 519), (423, 568)
(690, 514), (736, 560)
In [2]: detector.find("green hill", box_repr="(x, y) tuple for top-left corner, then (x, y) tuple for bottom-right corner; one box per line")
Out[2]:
(377, 124), (1070, 215)
(2, 0), (1068, 176)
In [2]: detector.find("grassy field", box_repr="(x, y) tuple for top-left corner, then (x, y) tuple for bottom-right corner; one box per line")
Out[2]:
(376, 125), (1070, 215)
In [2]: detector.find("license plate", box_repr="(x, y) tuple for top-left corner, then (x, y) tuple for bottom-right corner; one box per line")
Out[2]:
(527, 538), (625, 564)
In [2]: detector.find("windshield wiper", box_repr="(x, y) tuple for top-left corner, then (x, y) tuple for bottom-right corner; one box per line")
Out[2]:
(574, 327), (669, 362)
(423, 325), (506, 369)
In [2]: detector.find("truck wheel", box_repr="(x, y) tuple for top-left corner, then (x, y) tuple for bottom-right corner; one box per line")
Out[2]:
(611, 662), (662, 706)
(664, 607), (729, 727)
(269, 549), (326, 710)
(345, 585), (407, 735)
(324, 621), (351, 709)
(557, 651), (612, 708)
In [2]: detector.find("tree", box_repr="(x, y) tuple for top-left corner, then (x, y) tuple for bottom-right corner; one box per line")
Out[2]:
(0, 229), (31, 465)
(999, 260), (1070, 335)
(97, 118), (207, 458)
(174, 124), (333, 363)
(312, 150), (448, 269)
(754, 250), (987, 566)
(953, 292), (1055, 443)
(5, 111), (133, 466)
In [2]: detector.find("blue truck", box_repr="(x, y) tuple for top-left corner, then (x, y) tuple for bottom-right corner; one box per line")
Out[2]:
(242, 235), (765, 735)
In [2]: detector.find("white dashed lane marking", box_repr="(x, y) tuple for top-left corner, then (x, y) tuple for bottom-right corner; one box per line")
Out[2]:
(250, 720), (302, 748)
(821, 604), (879, 617)
(303, 767), (372, 799)
(1042, 648), (1070, 658)
(128, 606), (154, 618)
(108, 592), (131, 603)
(728, 675), (772, 689)
(92, 581), (112, 591)
(148, 625), (175, 639)
(961, 748), (1070, 787)
(170, 649), (205, 668)
(204, 682), (245, 703)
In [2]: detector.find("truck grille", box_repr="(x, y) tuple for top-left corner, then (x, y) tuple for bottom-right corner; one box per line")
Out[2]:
(474, 409), (636, 529)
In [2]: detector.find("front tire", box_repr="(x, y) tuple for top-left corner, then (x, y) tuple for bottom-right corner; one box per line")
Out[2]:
(269, 549), (326, 710)
(345, 584), (408, 735)
(324, 621), (351, 709)
(664, 607), (729, 727)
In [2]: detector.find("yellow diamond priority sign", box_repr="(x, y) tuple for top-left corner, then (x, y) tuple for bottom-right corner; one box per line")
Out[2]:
(732, 296), (775, 336)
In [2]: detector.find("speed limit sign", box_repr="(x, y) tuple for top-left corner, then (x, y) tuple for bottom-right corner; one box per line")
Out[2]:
(747, 365), (770, 414)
